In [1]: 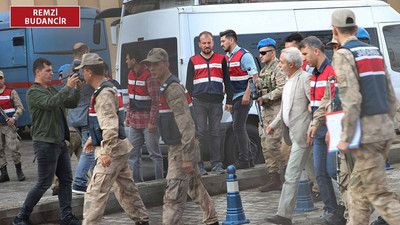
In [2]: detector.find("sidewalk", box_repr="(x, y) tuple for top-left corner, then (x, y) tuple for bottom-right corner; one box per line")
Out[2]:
(1, 139), (400, 224)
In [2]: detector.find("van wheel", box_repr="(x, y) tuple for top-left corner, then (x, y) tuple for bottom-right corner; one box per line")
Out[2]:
(222, 123), (263, 168)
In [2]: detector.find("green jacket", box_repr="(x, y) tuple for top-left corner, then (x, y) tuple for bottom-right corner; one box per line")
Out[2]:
(27, 83), (81, 144)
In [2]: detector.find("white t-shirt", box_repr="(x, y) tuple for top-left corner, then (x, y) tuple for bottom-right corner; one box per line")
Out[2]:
(282, 75), (295, 127)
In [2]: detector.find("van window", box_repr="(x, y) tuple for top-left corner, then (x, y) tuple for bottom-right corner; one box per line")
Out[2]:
(120, 38), (178, 89)
(383, 24), (400, 72)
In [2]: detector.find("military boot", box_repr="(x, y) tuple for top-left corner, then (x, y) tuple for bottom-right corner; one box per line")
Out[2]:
(15, 163), (25, 181)
(0, 165), (10, 183)
(258, 172), (282, 192)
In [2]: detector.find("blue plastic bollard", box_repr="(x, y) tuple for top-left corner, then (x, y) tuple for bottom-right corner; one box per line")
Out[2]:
(222, 165), (250, 225)
(294, 169), (318, 212)
(385, 162), (394, 170)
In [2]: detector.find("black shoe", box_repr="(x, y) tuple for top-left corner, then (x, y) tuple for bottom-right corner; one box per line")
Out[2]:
(52, 186), (59, 196)
(233, 160), (250, 169)
(15, 163), (26, 181)
(72, 184), (87, 195)
(208, 222), (219, 225)
(371, 216), (389, 225)
(0, 165), (10, 183)
(312, 191), (322, 202)
(61, 215), (81, 225)
(135, 221), (149, 225)
(265, 215), (292, 225)
(249, 160), (255, 168)
(13, 216), (32, 225)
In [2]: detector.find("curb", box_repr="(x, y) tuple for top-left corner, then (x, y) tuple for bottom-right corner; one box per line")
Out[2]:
(0, 165), (269, 224)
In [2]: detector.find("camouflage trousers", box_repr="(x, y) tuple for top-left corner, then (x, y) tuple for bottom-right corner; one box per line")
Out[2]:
(54, 130), (82, 187)
(348, 140), (400, 225)
(83, 153), (149, 225)
(259, 113), (288, 174)
(0, 124), (21, 168)
(163, 163), (218, 224)
(337, 152), (353, 220)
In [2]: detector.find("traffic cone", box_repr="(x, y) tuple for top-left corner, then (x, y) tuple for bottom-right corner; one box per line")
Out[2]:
(294, 169), (318, 212)
(385, 160), (394, 170)
(222, 165), (250, 225)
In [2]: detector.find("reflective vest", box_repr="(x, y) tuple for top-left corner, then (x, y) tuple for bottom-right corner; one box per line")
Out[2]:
(341, 40), (389, 116)
(226, 48), (249, 94)
(88, 81), (126, 146)
(190, 53), (224, 97)
(159, 75), (194, 145)
(310, 59), (336, 110)
(128, 69), (152, 111)
(0, 88), (15, 123)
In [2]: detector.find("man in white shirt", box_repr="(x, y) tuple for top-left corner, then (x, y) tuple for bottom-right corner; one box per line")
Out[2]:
(265, 47), (315, 225)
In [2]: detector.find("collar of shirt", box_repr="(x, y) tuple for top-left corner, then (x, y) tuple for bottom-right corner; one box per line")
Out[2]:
(313, 57), (331, 75)
(227, 45), (241, 60)
(132, 64), (148, 77)
(342, 35), (358, 46)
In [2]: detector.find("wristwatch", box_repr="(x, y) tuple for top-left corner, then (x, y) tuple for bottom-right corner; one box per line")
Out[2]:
(13, 117), (17, 121)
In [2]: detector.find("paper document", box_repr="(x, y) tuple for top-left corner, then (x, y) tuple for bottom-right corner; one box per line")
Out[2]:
(325, 111), (361, 153)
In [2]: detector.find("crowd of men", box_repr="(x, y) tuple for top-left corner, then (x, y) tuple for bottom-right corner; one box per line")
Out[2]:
(3, 7), (400, 225)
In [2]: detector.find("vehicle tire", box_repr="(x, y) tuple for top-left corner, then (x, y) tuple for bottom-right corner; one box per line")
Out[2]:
(223, 123), (262, 167)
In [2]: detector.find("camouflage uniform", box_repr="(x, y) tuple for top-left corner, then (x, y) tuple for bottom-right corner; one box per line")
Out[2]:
(256, 58), (287, 174)
(83, 85), (149, 225)
(0, 88), (24, 168)
(162, 82), (218, 225)
(333, 36), (400, 225)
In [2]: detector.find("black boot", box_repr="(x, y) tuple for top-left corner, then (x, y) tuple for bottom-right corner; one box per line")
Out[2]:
(15, 163), (25, 181)
(0, 166), (10, 183)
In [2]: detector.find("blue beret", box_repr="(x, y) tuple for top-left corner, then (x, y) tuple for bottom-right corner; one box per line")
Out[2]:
(58, 64), (70, 75)
(257, 38), (276, 50)
(356, 27), (370, 40)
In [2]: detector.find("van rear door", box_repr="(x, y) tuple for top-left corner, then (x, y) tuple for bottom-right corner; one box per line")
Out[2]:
(378, 23), (400, 100)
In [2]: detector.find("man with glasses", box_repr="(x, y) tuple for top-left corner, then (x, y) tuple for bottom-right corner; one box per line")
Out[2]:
(255, 38), (287, 192)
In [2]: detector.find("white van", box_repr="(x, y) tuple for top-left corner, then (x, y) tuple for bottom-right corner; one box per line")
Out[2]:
(104, 0), (400, 166)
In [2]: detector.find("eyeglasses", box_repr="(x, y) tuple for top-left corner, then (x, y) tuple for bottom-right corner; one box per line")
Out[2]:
(259, 50), (274, 55)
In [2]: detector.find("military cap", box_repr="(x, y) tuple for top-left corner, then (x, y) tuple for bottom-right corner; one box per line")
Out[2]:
(356, 27), (370, 40)
(141, 48), (169, 64)
(74, 53), (104, 70)
(257, 38), (277, 49)
(331, 9), (356, 27)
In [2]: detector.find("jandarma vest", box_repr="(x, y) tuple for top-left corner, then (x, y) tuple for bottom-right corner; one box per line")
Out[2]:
(88, 81), (126, 146)
(310, 61), (336, 110)
(225, 48), (249, 94)
(341, 40), (389, 116)
(128, 69), (152, 111)
(0, 88), (15, 123)
(159, 75), (195, 145)
(190, 53), (224, 97)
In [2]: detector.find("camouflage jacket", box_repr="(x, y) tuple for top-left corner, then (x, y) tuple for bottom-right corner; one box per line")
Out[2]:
(93, 86), (132, 158)
(257, 58), (285, 111)
(333, 36), (397, 144)
(164, 82), (200, 163)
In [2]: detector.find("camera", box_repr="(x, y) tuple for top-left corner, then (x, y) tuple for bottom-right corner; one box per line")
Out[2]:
(71, 61), (85, 81)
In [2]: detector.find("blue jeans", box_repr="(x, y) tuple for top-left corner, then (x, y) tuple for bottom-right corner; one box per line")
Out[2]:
(314, 136), (338, 213)
(128, 126), (163, 183)
(73, 126), (95, 188)
(192, 98), (223, 166)
(18, 141), (73, 220)
(231, 96), (252, 161)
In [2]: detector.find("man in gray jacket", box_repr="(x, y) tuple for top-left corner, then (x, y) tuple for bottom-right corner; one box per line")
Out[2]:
(265, 47), (316, 225)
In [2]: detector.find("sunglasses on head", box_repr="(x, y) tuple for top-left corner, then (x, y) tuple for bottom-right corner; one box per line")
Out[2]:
(259, 49), (274, 55)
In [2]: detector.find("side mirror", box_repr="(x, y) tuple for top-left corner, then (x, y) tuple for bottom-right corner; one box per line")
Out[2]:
(93, 22), (101, 45)
(110, 19), (120, 46)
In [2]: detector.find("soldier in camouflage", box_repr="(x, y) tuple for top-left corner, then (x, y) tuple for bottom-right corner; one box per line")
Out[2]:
(142, 48), (219, 225)
(78, 53), (149, 225)
(255, 38), (288, 192)
(332, 9), (400, 225)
